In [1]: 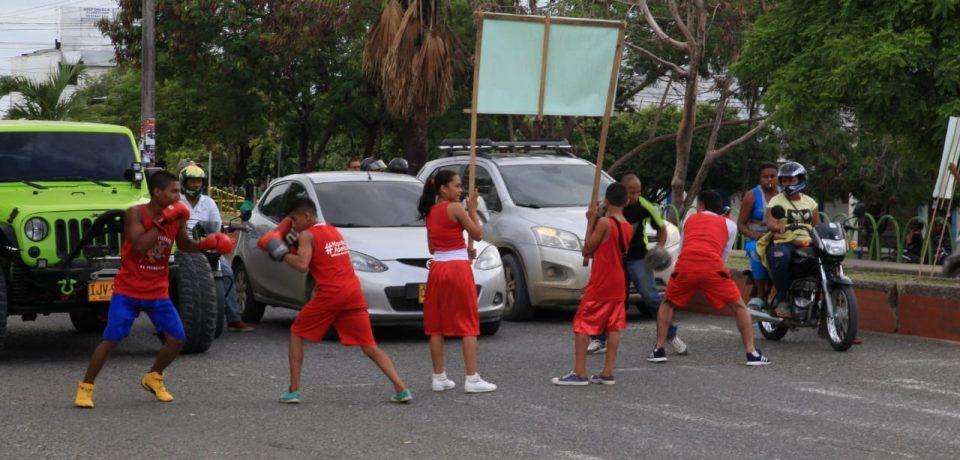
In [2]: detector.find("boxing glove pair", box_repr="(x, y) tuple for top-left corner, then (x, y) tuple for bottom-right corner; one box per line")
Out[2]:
(257, 217), (298, 262)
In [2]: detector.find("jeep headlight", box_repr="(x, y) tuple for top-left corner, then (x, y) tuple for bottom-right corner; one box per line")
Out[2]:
(533, 226), (582, 251)
(474, 246), (502, 270)
(24, 217), (49, 242)
(350, 250), (388, 273)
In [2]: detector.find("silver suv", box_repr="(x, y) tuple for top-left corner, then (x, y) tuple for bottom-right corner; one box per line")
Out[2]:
(418, 139), (679, 320)
(231, 172), (506, 334)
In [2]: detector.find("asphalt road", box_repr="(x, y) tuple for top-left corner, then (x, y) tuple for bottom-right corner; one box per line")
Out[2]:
(2, 308), (960, 459)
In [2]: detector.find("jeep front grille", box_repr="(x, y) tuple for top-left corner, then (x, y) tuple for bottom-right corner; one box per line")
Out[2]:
(54, 218), (122, 259)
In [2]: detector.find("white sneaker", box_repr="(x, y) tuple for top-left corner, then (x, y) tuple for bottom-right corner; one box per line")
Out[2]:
(586, 339), (607, 354)
(431, 374), (456, 392)
(669, 336), (688, 355)
(464, 375), (497, 393)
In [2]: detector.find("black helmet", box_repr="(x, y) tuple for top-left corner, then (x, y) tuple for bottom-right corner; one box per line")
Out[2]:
(361, 157), (387, 172)
(777, 161), (807, 196)
(387, 157), (409, 174)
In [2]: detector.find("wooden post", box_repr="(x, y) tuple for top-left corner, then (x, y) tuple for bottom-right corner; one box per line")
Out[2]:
(536, 14), (551, 121)
(920, 125), (960, 276)
(467, 14), (485, 257)
(583, 23), (626, 266)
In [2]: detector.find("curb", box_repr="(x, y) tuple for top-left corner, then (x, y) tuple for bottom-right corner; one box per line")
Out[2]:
(685, 272), (960, 343)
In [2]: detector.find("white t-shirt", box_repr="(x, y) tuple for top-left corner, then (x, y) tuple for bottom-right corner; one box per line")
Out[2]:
(180, 194), (222, 233)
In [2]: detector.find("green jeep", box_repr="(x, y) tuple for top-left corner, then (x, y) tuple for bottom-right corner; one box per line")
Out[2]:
(0, 121), (219, 353)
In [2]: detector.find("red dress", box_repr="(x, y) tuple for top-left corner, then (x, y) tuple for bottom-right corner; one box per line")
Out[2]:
(291, 224), (375, 346)
(113, 204), (182, 300)
(423, 201), (479, 337)
(573, 217), (633, 335)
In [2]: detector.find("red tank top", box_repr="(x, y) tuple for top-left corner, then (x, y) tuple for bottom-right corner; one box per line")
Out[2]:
(307, 224), (365, 310)
(113, 204), (182, 300)
(426, 202), (466, 251)
(583, 217), (633, 302)
(674, 212), (729, 272)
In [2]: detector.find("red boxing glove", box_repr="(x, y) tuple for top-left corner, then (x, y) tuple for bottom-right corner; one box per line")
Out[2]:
(257, 230), (282, 251)
(198, 233), (235, 255)
(275, 217), (293, 236)
(156, 201), (191, 226)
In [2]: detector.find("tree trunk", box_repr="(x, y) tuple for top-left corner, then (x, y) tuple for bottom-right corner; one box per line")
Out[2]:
(401, 117), (429, 172)
(668, 48), (701, 217)
(234, 141), (252, 187)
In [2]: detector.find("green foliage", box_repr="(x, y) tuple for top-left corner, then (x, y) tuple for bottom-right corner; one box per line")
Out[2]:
(734, 0), (960, 209)
(0, 63), (87, 120)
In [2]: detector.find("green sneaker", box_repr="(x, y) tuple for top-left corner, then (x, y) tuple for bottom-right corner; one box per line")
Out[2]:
(391, 389), (412, 403)
(279, 390), (301, 404)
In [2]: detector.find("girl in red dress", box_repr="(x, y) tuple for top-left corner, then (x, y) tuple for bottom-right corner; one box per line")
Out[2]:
(418, 169), (497, 393)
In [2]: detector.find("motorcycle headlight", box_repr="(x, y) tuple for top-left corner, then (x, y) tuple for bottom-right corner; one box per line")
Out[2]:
(821, 238), (847, 256)
(24, 217), (49, 242)
(532, 226), (582, 251)
(474, 245), (502, 270)
(350, 250), (388, 272)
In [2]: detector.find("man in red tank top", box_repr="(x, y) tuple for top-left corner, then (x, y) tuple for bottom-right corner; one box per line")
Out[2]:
(552, 183), (633, 386)
(646, 190), (770, 366)
(75, 171), (236, 408)
(257, 198), (411, 404)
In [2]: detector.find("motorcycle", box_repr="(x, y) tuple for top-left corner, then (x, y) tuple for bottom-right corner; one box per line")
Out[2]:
(751, 205), (860, 352)
(192, 218), (248, 338)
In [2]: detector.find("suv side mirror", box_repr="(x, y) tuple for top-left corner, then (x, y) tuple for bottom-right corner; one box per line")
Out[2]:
(240, 210), (252, 222)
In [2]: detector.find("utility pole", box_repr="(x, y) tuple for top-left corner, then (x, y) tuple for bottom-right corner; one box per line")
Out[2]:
(140, 0), (156, 166)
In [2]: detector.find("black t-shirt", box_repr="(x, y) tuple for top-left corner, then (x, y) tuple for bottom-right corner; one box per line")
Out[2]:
(622, 201), (661, 260)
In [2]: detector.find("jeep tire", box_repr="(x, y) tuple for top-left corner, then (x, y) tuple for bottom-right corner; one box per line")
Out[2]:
(170, 252), (218, 354)
(0, 273), (7, 351)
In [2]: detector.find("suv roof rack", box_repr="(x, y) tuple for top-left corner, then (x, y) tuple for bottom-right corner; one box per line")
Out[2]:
(437, 138), (575, 158)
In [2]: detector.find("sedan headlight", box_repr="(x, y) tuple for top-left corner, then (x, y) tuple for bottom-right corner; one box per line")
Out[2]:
(532, 226), (582, 251)
(350, 250), (388, 272)
(474, 245), (502, 270)
(24, 217), (49, 242)
(821, 238), (847, 257)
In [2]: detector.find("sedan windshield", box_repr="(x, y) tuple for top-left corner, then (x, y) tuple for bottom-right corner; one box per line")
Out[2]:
(314, 181), (425, 227)
(0, 132), (135, 182)
(499, 163), (614, 208)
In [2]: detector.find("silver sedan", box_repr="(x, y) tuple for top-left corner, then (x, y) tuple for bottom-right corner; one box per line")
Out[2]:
(231, 172), (506, 335)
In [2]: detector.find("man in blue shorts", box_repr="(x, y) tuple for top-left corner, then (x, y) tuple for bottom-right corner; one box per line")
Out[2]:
(737, 163), (779, 309)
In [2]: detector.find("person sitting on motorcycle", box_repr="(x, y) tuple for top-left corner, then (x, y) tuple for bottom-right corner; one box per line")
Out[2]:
(763, 161), (822, 318)
(179, 162), (255, 332)
(737, 163), (779, 311)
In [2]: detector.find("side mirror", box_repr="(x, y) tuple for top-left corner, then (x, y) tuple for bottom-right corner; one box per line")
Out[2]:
(124, 161), (144, 184)
(770, 205), (786, 219)
(853, 203), (867, 218)
(240, 210), (252, 222)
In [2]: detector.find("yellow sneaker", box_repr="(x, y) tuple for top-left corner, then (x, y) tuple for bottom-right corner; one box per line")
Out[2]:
(140, 372), (174, 402)
(74, 381), (95, 408)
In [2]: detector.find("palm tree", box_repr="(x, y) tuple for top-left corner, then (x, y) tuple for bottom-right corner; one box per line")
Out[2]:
(363, 0), (459, 167)
(0, 62), (87, 120)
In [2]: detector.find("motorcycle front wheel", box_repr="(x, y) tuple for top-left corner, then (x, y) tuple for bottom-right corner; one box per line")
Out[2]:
(826, 285), (859, 351)
(759, 319), (788, 341)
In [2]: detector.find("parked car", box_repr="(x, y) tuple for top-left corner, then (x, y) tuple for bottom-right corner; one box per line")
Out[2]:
(0, 121), (220, 353)
(418, 139), (680, 321)
(231, 171), (506, 335)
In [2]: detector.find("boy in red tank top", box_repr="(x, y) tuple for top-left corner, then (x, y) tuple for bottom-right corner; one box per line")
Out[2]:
(646, 190), (770, 366)
(75, 171), (236, 408)
(257, 198), (411, 404)
(552, 183), (633, 386)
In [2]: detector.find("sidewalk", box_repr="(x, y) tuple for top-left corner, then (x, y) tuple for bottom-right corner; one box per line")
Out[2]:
(729, 249), (943, 277)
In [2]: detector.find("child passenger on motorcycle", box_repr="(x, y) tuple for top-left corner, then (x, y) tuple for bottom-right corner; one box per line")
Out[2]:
(763, 162), (821, 318)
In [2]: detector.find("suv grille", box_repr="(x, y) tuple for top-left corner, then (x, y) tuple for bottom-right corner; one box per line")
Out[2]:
(54, 217), (123, 259)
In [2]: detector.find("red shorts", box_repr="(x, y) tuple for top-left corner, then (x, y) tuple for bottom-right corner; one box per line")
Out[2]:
(423, 260), (479, 337)
(291, 303), (376, 346)
(573, 299), (627, 335)
(665, 270), (742, 309)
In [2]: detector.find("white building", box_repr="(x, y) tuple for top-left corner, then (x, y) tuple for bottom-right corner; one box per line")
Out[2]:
(4, 6), (117, 114)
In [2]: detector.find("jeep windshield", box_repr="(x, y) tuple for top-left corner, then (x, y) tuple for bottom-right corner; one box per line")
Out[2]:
(499, 163), (614, 208)
(314, 181), (425, 227)
(0, 132), (135, 182)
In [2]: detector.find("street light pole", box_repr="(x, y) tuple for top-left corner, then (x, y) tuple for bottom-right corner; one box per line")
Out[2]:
(140, 0), (156, 166)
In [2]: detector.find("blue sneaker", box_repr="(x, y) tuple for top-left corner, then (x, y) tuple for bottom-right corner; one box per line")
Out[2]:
(279, 390), (301, 404)
(391, 389), (413, 403)
(746, 350), (770, 366)
(647, 347), (667, 363)
(588, 374), (616, 386)
(551, 372), (589, 386)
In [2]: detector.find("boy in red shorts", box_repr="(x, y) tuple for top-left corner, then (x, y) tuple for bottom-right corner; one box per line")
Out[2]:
(258, 198), (411, 403)
(552, 183), (633, 386)
(74, 171), (235, 408)
(647, 190), (770, 366)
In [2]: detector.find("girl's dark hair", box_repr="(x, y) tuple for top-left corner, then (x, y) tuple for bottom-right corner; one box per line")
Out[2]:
(418, 169), (458, 219)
